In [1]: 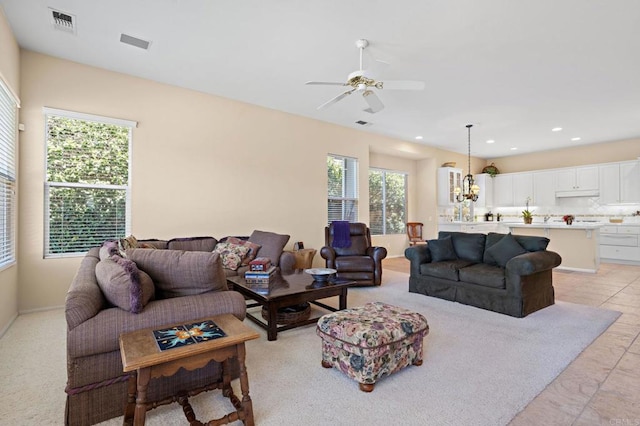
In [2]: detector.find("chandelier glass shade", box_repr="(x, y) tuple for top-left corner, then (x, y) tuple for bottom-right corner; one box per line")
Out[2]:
(454, 124), (480, 202)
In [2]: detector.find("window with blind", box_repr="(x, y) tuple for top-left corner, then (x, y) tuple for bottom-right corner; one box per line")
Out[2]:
(44, 108), (136, 256)
(369, 168), (407, 235)
(0, 79), (17, 269)
(327, 154), (358, 222)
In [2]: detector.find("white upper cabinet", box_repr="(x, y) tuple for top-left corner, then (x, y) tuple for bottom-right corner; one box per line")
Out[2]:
(473, 173), (494, 207)
(437, 167), (462, 206)
(493, 174), (513, 206)
(533, 170), (556, 207)
(555, 166), (599, 192)
(511, 172), (534, 206)
(599, 161), (640, 204)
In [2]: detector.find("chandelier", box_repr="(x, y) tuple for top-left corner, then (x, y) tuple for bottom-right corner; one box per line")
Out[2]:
(454, 124), (480, 202)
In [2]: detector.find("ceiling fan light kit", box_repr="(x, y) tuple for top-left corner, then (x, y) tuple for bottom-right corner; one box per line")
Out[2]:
(305, 38), (425, 113)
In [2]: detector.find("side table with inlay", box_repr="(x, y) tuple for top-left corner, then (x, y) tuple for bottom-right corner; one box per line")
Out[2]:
(119, 314), (259, 426)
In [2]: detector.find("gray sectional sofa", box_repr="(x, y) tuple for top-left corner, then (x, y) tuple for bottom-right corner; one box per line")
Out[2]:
(404, 231), (562, 318)
(65, 230), (292, 425)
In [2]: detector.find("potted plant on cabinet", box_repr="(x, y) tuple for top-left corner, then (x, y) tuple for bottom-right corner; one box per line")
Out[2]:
(522, 197), (534, 224)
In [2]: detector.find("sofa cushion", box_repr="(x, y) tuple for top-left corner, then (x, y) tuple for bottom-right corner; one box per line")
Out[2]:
(212, 242), (250, 271)
(167, 236), (218, 252)
(226, 236), (262, 265)
(485, 233), (527, 268)
(127, 249), (227, 298)
(335, 255), (375, 272)
(439, 231), (486, 263)
(420, 259), (474, 281)
(484, 233), (550, 263)
(427, 236), (457, 262)
(248, 230), (290, 266)
(458, 263), (506, 289)
(95, 257), (155, 313)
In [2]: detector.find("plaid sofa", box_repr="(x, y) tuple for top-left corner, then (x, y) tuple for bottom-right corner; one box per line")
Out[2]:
(65, 232), (293, 425)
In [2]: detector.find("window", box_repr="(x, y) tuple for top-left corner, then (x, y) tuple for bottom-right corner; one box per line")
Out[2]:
(327, 154), (358, 222)
(0, 79), (18, 269)
(369, 168), (407, 235)
(44, 108), (136, 256)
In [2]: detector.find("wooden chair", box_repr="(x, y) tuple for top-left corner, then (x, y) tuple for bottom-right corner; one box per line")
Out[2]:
(406, 222), (425, 246)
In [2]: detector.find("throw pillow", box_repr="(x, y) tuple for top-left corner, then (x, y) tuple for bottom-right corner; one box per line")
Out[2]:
(427, 236), (458, 262)
(95, 256), (155, 313)
(248, 230), (290, 266)
(213, 242), (251, 270)
(485, 233), (527, 268)
(99, 240), (122, 261)
(127, 249), (228, 298)
(226, 237), (262, 265)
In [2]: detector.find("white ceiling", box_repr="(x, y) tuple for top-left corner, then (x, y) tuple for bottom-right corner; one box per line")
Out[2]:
(2, 0), (640, 159)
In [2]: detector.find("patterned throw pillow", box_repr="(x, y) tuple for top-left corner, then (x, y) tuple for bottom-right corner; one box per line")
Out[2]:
(213, 242), (250, 271)
(226, 237), (262, 265)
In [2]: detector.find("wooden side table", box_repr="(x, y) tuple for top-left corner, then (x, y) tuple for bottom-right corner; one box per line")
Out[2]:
(119, 314), (259, 426)
(288, 248), (317, 269)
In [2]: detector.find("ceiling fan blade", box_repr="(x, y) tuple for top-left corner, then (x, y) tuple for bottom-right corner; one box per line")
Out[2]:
(362, 90), (384, 114)
(317, 88), (356, 110)
(305, 81), (348, 86)
(366, 59), (390, 78)
(380, 80), (425, 90)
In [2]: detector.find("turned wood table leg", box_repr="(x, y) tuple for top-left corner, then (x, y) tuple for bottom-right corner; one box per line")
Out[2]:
(134, 367), (151, 426)
(237, 343), (255, 426)
(359, 382), (375, 392)
(123, 373), (137, 426)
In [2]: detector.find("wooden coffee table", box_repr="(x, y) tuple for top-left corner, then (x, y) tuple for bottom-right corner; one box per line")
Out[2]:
(119, 314), (259, 426)
(227, 270), (353, 341)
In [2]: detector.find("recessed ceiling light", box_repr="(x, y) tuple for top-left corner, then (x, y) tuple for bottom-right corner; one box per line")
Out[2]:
(571, 137), (581, 141)
(415, 136), (423, 140)
(486, 139), (495, 144)
(552, 127), (563, 132)
(510, 147), (518, 151)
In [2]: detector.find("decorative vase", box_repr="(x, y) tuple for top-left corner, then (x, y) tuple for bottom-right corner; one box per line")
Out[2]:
(566, 219), (573, 225)
(524, 217), (533, 224)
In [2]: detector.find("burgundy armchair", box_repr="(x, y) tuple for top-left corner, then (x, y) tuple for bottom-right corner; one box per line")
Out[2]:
(320, 222), (388, 286)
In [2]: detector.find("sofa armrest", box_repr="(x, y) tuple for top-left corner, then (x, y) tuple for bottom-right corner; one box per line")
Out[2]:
(279, 251), (296, 271)
(506, 250), (562, 276)
(404, 245), (431, 276)
(366, 246), (388, 262)
(66, 248), (105, 331)
(320, 246), (336, 261)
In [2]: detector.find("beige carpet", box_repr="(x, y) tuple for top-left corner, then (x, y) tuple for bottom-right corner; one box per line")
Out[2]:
(0, 270), (620, 426)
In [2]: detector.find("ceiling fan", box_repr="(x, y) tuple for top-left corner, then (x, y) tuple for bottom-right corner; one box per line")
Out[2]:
(305, 39), (425, 114)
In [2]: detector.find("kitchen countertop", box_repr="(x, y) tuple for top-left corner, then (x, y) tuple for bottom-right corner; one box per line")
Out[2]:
(507, 222), (603, 229)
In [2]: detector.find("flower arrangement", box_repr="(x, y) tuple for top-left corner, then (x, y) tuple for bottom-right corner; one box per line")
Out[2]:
(522, 197), (534, 223)
(563, 215), (575, 224)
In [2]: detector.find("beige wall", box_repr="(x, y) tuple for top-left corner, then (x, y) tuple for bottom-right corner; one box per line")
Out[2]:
(17, 50), (471, 312)
(487, 138), (640, 173)
(0, 7), (20, 335)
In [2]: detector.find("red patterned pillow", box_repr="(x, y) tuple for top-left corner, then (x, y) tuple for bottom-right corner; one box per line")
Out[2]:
(226, 237), (262, 265)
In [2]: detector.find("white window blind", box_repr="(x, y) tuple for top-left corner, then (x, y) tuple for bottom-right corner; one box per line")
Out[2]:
(327, 154), (358, 222)
(0, 78), (17, 268)
(44, 108), (136, 256)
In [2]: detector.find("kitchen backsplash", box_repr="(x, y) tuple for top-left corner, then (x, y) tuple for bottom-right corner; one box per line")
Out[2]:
(442, 197), (640, 223)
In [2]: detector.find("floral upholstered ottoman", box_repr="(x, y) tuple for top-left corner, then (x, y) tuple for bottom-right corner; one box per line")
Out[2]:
(316, 302), (429, 392)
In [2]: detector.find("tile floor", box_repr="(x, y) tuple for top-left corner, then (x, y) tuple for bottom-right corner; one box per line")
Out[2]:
(382, 258), (640, 425)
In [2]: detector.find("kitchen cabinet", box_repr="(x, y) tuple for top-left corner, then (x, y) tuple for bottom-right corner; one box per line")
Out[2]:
(493, 174), (513, 206)
(511, 172), (533, 206)
(473, 173), (493, 207)
(437, 167), (462, 206)
(599, 224), (640, 263)
(555, 166), (599, 192)
(533, 170), (556, 207)
(599, 161), (640, 204)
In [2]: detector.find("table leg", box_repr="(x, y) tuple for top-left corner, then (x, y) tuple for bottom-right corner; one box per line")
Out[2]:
(134, 367), (151, 426)
(339, 288), (348, 310)
(237, 343), (255, 426)
(123, 373), (136, 426)
(267, 303), (278, 341)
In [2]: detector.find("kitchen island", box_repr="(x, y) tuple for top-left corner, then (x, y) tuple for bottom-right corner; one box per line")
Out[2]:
(507, 222), (602, 273)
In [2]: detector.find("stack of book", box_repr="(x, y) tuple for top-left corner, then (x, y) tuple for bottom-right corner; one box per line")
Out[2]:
(244, 265), (276, 286)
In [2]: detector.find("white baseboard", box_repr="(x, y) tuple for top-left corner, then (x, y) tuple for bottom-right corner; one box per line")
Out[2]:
(18, 305), (64, 315)
(0, 312), (18, 339)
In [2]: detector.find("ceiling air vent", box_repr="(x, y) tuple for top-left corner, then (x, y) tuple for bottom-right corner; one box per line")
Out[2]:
(49, 8), (76, 34)
(355, 120), (372, 127)
(120, 33), (151, 50)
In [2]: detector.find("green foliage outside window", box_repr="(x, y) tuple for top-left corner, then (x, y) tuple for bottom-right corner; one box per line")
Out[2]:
(369, 169), (406, 235)
(46, 116), (130, 255)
